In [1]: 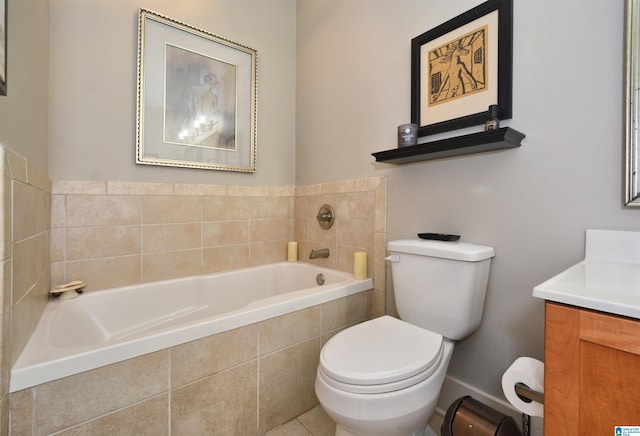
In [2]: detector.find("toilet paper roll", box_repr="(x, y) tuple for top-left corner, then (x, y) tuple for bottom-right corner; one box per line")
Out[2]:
(501, 357), (544, 417)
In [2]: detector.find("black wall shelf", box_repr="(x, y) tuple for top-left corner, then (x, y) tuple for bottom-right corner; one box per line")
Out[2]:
(372, 127), (525, 165)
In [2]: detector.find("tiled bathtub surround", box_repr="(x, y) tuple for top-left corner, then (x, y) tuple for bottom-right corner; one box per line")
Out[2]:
(295, 178), (387, 315)
(50, 177), (387, 309)
(50, 181), (296, 291)
(7, 175), (385, 435)
(0, 147), (51, 433)
(10, 291), (372, 435)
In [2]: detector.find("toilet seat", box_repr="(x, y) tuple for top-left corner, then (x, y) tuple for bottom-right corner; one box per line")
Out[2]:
(319, 315), (444, 394)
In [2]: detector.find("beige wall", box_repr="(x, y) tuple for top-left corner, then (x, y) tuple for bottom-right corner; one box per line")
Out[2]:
(48, 0), (296, 186)
(296, 0), (640, 403)
(0, 0), (49, 171)
(0, 0), (50, 432)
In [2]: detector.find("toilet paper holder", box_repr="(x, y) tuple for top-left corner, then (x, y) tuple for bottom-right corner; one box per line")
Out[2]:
(514, 382), (544, 404)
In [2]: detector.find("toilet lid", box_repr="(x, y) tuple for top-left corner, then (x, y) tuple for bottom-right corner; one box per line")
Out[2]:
(319, 316), (443, 391)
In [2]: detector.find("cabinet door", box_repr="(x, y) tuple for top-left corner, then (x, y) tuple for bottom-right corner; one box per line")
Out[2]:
(545, 302), (640, 436)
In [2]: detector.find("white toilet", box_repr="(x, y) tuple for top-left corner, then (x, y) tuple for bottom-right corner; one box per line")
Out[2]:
(315, 238), (495, 436)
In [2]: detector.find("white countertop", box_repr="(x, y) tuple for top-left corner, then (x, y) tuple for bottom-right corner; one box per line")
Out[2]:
(533, 259), (640, 319)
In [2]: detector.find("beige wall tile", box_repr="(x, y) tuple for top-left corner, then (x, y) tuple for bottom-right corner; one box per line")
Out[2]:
(174, 183), (227, 196)
(11, 275), (49, 366)
(0, 156), (10, 263)
(66, 256), (142, 291)
(203, 245), (249, 273)
(1, 260), (10, 395)
(373, 289), (386, 318)
(374, 231), (387, 292)
(293, 196), (309, 219)
(202, 221), (249, 247)
(142, 223), (201, 254)
(202, 196), (250, 221)
(336, 219), (374, 250)
(0, 394), (6, 436)
(56, 394), (169, 436)
(375, 182), (387, 234)
(270, 186), (295, 197)
(336, 191), (375, 221)
(34, 350), (169, 435)
(142, 249), (201, 283)
(354, 176), (383, 192)
(171, 324), (258, 388)
(50, 261), (66, 288)
(259, 338), (320, 433)
(66, 195), (142, 228)
(12, 232), (49, 303)
(50, 227), (66, 263)
(107, 181), (173, 196)
(66, 226), (140, 261)
(321, 291), (370, 334)
(250, 196), (289, 219)
(51, 194), (66, 229)
(13, 181), (50, 243)
(321, 180), (354, 194)
(259, 307), (320, 356)
(250, 241), (287, 265)
(294, 184), (321, 197)
(10, 388), (34, 436)
(52, 180), (106, 195)
(288, 217), (295, 241)
(4, 149), (27, 183)
(142, 196), (201, 224)
(293, 218), (309, 243)
(171, 361), (257, 435)
(26, 161), (51, 194)
(228, 185), (270, 196)
(251, 219), (289, 242)
(308, 221), (336, 246)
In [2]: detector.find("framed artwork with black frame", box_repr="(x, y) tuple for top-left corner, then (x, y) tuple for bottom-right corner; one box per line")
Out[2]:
(411, 0), (513, 137)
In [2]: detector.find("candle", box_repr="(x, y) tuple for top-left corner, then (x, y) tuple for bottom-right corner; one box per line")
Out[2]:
(287, 241), (298, 262)
(354, 251), (367, 280)
(397, 123), (418, 147)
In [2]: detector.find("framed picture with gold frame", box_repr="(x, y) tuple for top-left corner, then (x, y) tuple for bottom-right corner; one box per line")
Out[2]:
(411, 0), (512, 136)
(136, 9), (257, 172)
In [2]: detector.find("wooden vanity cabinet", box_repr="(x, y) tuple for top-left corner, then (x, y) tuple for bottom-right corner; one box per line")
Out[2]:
(544, 302), (640, 436)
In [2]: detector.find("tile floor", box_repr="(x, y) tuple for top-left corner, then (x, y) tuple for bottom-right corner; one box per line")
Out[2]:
(266, 405), (444, 436)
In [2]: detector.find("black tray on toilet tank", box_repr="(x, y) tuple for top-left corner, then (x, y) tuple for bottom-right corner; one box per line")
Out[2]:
(418, 233), (460, 241)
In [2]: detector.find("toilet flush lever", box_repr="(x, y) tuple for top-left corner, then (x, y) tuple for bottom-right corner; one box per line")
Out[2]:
(385, 254), (400, 262)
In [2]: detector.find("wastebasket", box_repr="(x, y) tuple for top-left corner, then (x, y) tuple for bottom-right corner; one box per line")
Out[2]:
(441, 396), (522, 436)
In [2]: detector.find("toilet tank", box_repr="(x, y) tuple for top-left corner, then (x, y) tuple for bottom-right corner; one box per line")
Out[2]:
(388, 239), (495, 340)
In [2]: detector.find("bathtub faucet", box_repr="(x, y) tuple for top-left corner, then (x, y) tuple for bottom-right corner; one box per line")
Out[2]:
(309, 248), (330, 259)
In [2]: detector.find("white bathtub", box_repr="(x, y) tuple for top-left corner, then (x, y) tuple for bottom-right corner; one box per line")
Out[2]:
(11, 262), (373, 392)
